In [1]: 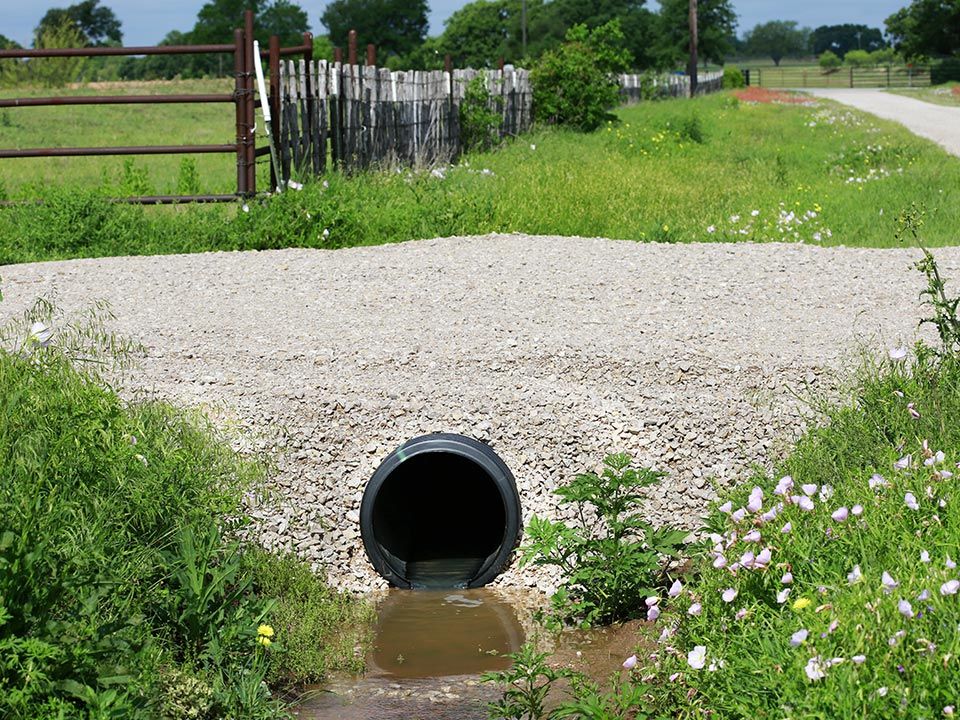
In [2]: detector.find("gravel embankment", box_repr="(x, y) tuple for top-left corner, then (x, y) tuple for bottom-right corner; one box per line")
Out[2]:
(2, 235), (956, 593)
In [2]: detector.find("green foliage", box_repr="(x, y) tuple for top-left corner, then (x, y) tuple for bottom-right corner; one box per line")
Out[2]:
(176, 157), (202, 196)
(721, 65), (744, 88)
(482, 642), (571, 720)
(0, 300), (371, 718)
(743, 20), (810, 67)
(246, 549), (373, 687)
(321, 0), (429, 61)
(521, 454), (688, 627)
(810, 24), (886, 59)
(531, 19), (630, 131)
(654, 0), (737, 68)
(885, 0), (960, 60)
(844, 48), (872, 68)
(35, 0), (122, 47)
(437, 0), (517, 69)
(818, 50), (842, 70)
(24, 20), (88, 87)
(869, 47), (899, 66)
(460, 75), (503, 152)
(932, 56), (960, 84)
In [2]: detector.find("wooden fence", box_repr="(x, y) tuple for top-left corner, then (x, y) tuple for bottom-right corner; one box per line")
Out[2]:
(275, 61), (533, 178)
(619, 71), (724, 104)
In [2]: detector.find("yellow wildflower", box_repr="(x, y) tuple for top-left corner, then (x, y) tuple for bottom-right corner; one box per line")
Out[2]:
(257, 624), (275, 638)
(257, 635), (272, 647)
(792, 597), (812, 610)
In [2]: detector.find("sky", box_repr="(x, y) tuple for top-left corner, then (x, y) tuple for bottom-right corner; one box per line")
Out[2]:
(3, 0), (910, 48)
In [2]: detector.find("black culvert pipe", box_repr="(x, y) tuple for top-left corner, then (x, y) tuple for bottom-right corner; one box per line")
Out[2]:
(360, 434), (522, 589)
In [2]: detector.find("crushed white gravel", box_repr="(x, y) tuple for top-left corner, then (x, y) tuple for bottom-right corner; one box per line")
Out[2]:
(2, 234), (956, 593)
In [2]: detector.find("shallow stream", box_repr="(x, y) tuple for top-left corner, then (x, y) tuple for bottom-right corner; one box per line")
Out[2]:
(294, 589), (647, 720)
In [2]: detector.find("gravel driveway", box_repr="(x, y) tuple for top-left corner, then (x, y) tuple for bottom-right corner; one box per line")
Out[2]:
(806, 88), (960, 157)
(2, 236), (957, 592)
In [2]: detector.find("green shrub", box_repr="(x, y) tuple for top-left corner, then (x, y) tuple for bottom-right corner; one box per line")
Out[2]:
(844, 49), (872, 68)
(869, 47), (898, 66)
(932, 56), (960, 84)
(721, 66), (745, 89)
(531, 20), (631, 131)
(521, 453), (688, 627)
(459, 75), (502, 153)
(819, 50), (842, 70)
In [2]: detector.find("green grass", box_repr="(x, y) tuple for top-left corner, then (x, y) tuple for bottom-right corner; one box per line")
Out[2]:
(0, 302), (372, 719)
(888, 82), (960, 107)
(1, 87), (960, 265)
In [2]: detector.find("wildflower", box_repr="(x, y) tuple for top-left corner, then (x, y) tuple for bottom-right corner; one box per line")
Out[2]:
(257, 624), (275, 638)
(257, 635), (272, 646)
(782, 572), (793, 584)
(623, 654), (638, 670)
(28, 322), (54, 348)
(882, 571), (899, 594)
(888, 347), (908, 361)
(853, 654), (866, 664)
(848, 565), (863, 584)
(774, 476), (794, 495)
(921, 550), (931, 563)
(645, 596), (659, 607)
(777, 588), (791, 604)
(947, 556), (957, 569)
(802, 484), (818, 496)
(287, 179), (303, 190)
(796, 496), (815, 512)
(888, 630), (906, 646)
(735, 608), (748, 620)
(832, 507), (849, 523)
(707, 225), (716, 233)
(743, 530), (761, 543)
(647, 605), (661, 621)
(805, 656), (827, 681)
(662, 224), (670, 232)
(870, 474), (889, 490)
(819, 485), (834, 501)
(761, 507), (779, 522)
(792, 598), (812, 611)
(852, 504), (864, 516)
(941, 579), (959, 596)
(877, 687), (888, 697)
(713, 554), (728, 569)
(747, 487), (764, 513)
(781, 522), (793, 534)
(688, 602), (702, 616)
(905, 493), (920, 511)
(731, 508), (747, 523)
(669, 672), (681, 681)
(895, 455), (911, 470)
(718, 501), (733, 513)
(898, 599), (914, 618)
(668, 579), (683, 598)
(751, 209), (760, 216)
(944, 706), (955, 716)
(322, 228), (330, 238)
(134, 454), (148, 466)
(918, 589), (931, 601)
(790, 628), (808, 647)
(687, 645), (707, 670)
(907, 403), (921, 419)
(242, 203), (250, 212)
(756, 548), (772, 567)
(721, 588), (737, 603)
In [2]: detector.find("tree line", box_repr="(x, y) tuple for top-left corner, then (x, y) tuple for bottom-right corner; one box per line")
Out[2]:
(1, 0), (958, 84)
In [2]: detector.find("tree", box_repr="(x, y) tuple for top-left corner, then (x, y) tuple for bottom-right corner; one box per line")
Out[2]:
(0, 35), (22, 50)
(321, 0), (428, 59)
(35, 0), (122, 47)
(436, 0), (518, 68)
(654, 0), (737, 68)
(743, 21), (809, 66)
(886, 0), (960, 60)
(809, 24), (886, 59)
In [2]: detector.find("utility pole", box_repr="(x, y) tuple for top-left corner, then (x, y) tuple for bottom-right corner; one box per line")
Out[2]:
(521, 0), (528, 57)
(688, 0), (698, 97)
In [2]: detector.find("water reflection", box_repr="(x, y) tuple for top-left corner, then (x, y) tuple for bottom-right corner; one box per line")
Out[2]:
(370, 589), (525, 678)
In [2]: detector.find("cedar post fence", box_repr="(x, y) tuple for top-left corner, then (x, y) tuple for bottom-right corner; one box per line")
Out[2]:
(0, 9), (312, 204)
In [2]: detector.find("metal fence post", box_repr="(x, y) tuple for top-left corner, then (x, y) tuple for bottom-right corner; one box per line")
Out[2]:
(233, 28), (247, 196)
(269, 34), (281, 190)
(244, 9), (256, 194)
(348, 30), (357, 66)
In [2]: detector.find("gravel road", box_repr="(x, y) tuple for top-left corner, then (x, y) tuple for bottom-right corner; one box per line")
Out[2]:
(2, 236), (957, 592)
(806, 88), (960, 157)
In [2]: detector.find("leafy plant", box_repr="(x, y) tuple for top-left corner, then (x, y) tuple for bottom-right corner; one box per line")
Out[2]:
(896, 202), (960, 357)
(176, 157), (202, 196)
(521, 454), (688, 627)
(721, 66), (745, 89)
(460, 75), (503, 153)
(482, 642), (571, 720)
(819, 50), (842, 70)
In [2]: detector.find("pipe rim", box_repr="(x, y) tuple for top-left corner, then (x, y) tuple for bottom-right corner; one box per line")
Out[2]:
(360, 433), (521, 589)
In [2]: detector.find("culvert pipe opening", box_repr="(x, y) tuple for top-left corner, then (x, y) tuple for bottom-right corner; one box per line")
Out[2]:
(360, 433), (522, 589)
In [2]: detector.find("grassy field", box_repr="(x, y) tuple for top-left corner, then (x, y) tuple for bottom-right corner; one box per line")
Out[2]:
(1, 84), (960, 265)
(888, 82), (960, 107)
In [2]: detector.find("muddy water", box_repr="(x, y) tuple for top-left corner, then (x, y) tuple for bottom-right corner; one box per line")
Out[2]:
(295, 589), (528, 720)
(294, 589), (650, 720)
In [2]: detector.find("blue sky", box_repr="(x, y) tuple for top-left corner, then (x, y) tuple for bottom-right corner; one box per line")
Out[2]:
(4, 0), (909, 48)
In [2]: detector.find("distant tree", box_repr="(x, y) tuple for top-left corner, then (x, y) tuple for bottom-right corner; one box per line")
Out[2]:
(259, 0), (310, 44)
(0, 35), (22, 50)
(844, 48), (872, 67)
(35, 0), (122, 47)
(886, 0), (960, 60)
(321, 0), (428, 59)
(654, 0), (737, 68)
(818, 49), (842, 69)
(436, 0), (517, 68)
(29, 21), (89, 86)
(809, 24), (886, 59)
(525, 0), (655, 64)
(743, 21), (809, 66)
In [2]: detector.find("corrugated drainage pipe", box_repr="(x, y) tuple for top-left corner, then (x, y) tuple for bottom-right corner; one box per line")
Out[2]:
(360, 433), (522, 589)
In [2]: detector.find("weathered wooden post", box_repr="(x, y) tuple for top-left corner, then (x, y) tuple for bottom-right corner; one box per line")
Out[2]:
(688, 0), (698, 97)
(366, 43), (376, 66)
(244, 10), (256, 194)
(348, 30), (358, 66)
